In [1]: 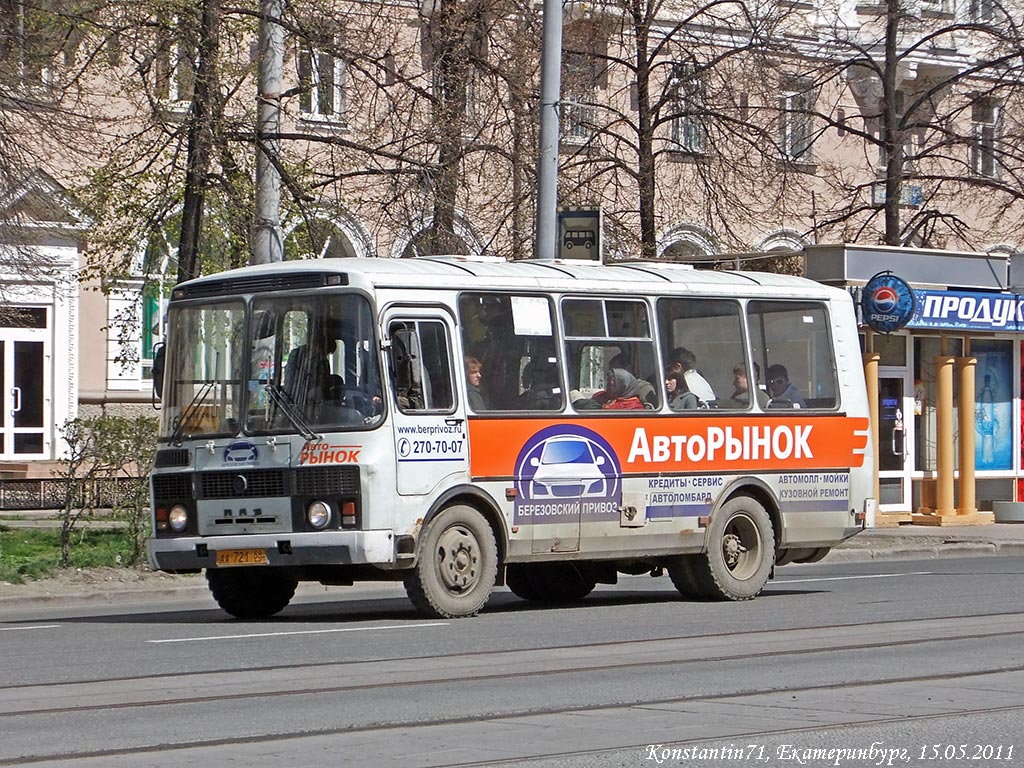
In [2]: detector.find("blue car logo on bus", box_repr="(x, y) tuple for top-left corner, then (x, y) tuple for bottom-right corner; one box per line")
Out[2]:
(224, 440), (259, 464)
(513, 425), (621, 523)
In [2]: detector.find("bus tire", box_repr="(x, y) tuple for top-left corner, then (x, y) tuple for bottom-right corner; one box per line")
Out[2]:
(691, 496), (774, 601)
(666, 555), (706, 600)
(206, 567), (297, 619)
(404, 505), (497, 619)
(505, 563), (543, 601)
(523, 562), (596, 603)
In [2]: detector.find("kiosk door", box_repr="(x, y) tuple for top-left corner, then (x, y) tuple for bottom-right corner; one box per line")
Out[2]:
(878, 373), (914, 512)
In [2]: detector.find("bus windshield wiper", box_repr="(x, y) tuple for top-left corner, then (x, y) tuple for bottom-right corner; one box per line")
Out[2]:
(264, 384), (322, 443)
(169, 381), (216, 446)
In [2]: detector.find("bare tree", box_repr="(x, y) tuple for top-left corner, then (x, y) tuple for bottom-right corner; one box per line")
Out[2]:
(272, 0), (542, 260)
(548, 0), (822, 261)
(786, 0), (1024, 247)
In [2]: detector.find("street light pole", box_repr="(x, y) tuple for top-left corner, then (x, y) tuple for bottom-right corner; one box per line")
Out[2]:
(533, 0), (563, 261)
(252, 0), (285, 265)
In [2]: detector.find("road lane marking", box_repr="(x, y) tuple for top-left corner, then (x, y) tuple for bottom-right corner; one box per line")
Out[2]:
(0, 624), (60, 631)
(148, 622), (449, 643)
(777, 571), (933, 584)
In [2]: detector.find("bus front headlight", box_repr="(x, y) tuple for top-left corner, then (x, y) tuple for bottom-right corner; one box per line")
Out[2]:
(307, 501), (331, 529)
(168, 504), (189, 532)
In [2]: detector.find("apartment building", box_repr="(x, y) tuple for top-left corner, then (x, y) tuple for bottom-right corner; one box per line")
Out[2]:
(2, 0), (1024, 515)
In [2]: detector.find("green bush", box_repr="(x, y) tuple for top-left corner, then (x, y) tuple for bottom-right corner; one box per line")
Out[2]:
(53, 414), (158, 568)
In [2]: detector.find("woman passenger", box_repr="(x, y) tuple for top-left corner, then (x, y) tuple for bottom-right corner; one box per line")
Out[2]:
(666, 362), (700, 410)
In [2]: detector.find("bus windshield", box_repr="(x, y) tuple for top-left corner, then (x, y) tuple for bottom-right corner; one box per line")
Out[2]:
(160, 302), (246, 440)
(245, 293), (382, 432)
(159, 293), (383, 440)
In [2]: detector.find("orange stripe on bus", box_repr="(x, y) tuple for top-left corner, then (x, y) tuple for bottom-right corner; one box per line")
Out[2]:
(467, 416), (870, 476)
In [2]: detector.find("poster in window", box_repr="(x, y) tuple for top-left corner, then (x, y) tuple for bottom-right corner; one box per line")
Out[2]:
(974, 339), (1011, 470)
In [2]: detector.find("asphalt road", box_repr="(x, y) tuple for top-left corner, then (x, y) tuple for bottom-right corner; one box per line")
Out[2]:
(2, 556), (1024, 767)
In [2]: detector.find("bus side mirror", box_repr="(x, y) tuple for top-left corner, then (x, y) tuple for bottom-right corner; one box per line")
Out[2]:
(152, 343), (166, 401)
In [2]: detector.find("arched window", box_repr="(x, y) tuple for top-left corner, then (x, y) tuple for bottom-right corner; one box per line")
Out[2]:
(657, 223), (717, 264)
(283, 211), (373, 259)
(393, 213), (482, 259)
(285, 220), (356, 260)
(400, 228), (470, 258)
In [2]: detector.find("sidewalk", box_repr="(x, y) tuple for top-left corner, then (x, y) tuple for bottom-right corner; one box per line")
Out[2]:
(825, 521), (1024, 562)
(2, 523), (1023, 607)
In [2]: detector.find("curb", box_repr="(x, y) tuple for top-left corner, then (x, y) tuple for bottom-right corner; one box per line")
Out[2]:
(824, 540), (1024, 562)
(0, 580), (209, 607)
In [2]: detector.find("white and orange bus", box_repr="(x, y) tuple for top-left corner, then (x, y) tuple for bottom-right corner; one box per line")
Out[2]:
(147, 257), (875, 619)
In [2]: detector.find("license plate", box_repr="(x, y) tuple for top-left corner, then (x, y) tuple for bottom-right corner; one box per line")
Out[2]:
(215, 548), (268, 566)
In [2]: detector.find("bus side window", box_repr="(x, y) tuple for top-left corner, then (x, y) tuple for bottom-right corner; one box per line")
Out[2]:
(388, 320), (454, 412)
(746, 301), (838, 411)
(457, 292), (561, 411)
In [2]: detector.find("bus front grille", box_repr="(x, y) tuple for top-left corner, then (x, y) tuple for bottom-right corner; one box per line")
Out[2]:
(294, 466), (359, 496)
(152, 473), (194, 501)
(198, 470), (287, 499)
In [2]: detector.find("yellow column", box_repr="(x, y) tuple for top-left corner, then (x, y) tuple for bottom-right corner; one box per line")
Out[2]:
(934, 354), (956, 516)
(957, 354), (978, 516)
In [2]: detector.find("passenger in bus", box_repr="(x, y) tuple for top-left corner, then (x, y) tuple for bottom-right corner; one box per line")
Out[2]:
(608, 352), (658, 406)
(766, 364), (806, 408)
(464, 356), (487, 411)
(665, 362), (701, 410)
(669, 347), (716, 402)
(730, 363), (770, 408)
(323, 373), (346, 403)
(594, 368), (647, 410)
(518, 358), (561, 410)
(284, 336), (333, 406)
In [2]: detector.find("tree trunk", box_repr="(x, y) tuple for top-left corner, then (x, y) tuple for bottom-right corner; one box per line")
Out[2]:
(633, 13), (658, 260)
(177, 0), (222, 283)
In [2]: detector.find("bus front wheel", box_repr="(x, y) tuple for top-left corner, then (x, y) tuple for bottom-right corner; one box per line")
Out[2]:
(405, 505), (498, 619)
(686, 496), (774, 601)
(206, 567), (297, 619)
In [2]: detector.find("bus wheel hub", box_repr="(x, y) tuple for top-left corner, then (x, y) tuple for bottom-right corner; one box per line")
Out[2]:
(438, 527), (478, 591)
(723, 533), (746, 568)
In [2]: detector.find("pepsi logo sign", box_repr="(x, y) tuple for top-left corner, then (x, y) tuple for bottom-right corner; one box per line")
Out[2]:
(862, 272), (915, 333)
(871, 286), (899, 313)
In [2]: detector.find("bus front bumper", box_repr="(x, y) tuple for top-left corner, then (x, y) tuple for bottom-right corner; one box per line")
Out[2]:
(146, 530), (397, 572)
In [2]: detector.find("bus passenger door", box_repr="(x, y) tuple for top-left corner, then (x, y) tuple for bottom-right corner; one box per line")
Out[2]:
(384, 310), (469, 496)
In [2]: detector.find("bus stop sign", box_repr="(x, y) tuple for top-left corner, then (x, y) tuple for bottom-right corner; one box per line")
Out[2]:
(557, 208), (601, 261)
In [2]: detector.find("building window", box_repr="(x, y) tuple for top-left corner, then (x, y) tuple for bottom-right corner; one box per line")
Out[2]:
(0, 0), (62, 92)
(154, 15), (195, 104)
(298, 41), (346, 122)
(778, 81), (814, 162)
(562, 51), (597, 143)
(920, 0), (952, 14)
(970, 0), (994, 21)
(971, 99), (1000, 179)
(668, 62), (704, 154)
(874, 91), (916, 170)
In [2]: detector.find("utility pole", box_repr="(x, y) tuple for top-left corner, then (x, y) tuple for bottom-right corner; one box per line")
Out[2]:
(252, 0), (285, 265)
(533, 0), (563, 260)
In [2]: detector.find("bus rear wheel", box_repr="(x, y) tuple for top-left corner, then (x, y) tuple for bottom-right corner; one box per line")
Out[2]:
(206, 567), (297, 619)
(509, 562), (596, 603)
(405, 505), (497, 619)
(683, 496), (775, 601)
(666, 554), (705, 599)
